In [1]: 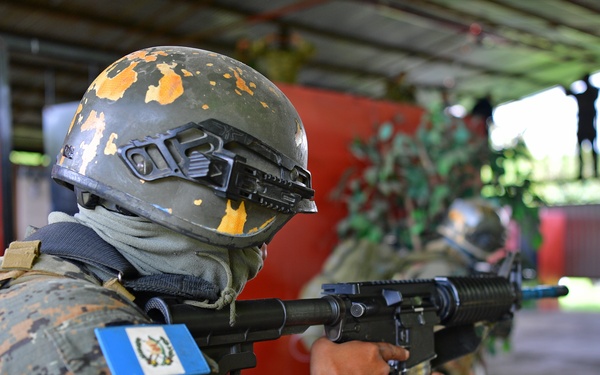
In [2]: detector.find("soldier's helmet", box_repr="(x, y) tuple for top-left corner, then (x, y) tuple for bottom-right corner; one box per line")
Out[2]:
(437, 198), (506, 260)
(52, 46), (316, 249)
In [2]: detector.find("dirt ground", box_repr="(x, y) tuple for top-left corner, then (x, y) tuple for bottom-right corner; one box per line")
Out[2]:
(485, 308), (600, 375)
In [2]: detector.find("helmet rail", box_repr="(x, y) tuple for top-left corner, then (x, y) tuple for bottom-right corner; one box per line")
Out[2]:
(118, 118), (314, 214)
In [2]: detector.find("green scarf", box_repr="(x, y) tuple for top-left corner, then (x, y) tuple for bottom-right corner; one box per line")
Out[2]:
(48, 205), (263, 311)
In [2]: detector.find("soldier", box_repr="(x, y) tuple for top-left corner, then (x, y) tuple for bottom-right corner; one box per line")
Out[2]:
(562, 73), (599, 179)
(300, 198), (507, 375)
(0, 46), (410, 375)
(398, 198), (508, 375)
(399, 197), (507, 280)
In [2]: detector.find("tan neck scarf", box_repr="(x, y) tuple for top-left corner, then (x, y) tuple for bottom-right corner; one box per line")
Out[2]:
(48, 206), (263, 311)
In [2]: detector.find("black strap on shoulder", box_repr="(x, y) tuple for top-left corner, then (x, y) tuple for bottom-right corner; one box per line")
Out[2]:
(25, 221), (138, 278)
(125, 274), (220, 301)
(25, 222), (220, 302)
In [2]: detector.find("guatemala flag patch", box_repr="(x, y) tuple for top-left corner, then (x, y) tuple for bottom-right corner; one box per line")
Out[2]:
(95, 324), (211, 375)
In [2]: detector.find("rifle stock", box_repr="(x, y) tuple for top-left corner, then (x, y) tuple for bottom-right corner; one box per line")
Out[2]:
(145, 275), (568, 375)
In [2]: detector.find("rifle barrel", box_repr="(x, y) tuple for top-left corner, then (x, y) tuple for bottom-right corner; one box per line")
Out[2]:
(522, 285), (569, 300)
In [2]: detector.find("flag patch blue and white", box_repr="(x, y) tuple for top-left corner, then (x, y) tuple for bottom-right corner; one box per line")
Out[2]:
(95, 324), (210, 375)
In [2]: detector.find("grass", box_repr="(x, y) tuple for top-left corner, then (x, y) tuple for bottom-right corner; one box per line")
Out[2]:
(557, 277), (600, 312)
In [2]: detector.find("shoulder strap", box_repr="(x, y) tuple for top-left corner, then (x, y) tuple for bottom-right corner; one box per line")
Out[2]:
(25, 222), (220, 302)
(25, 221), (138, 279)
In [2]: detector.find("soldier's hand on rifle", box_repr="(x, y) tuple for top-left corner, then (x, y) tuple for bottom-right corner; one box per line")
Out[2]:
(309, 337), (409, 375)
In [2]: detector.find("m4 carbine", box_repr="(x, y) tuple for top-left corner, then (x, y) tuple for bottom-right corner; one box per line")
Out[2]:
(145, 257), (567, 374)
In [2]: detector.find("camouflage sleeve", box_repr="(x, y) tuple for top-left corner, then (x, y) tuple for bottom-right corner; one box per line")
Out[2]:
(0, 276), (151, 374)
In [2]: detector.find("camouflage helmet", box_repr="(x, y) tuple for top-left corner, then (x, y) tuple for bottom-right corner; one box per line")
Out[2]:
(437, 198), (506, 260)
(52, 46), (316, 249)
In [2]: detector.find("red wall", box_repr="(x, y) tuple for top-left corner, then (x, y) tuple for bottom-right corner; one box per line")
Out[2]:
(537, 208), (566, 284)
(238, 84), (424, 374)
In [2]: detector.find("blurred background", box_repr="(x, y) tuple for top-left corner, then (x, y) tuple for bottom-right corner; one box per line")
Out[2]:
(0, 1), (599, 374)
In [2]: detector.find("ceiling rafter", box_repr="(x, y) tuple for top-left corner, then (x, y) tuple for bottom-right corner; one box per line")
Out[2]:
(565, 0), (600, 13)
(380, 0), (594, 61)
(2, 0), (546, 101)
(487, 0), (600, 41)
(183, 0), (333, 40)
(209, 1), (552, 89)
(7, 0), (563, 90)
(3, 0), (228, 56)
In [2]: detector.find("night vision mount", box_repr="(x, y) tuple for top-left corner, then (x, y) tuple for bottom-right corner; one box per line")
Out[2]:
(118, 119), (314, 214)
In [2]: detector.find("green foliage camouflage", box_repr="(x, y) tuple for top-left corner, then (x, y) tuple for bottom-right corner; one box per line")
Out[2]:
(333, 111), (543, 253)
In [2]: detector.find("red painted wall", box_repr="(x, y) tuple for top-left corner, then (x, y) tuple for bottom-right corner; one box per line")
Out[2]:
(238, 83), (424, 374)
(537, 208), (566, 284)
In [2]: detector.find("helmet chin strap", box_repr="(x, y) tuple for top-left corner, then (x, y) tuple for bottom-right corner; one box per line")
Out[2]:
(74, 186), (99, 209)
(74, 187), (136, 216)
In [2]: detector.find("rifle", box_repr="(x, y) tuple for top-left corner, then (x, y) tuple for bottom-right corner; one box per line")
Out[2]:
(144, 254), (568, 375)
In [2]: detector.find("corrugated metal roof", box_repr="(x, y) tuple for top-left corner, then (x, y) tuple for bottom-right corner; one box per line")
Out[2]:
(2, 0), (600, 152)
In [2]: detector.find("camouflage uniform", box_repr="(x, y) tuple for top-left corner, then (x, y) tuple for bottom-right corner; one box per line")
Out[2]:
(392, 238), (472, 280)
(0, 247), (150, 374)
(0, 45), (315, 375)
(299, 237), (489, 375)
(393, 239), (485, 375)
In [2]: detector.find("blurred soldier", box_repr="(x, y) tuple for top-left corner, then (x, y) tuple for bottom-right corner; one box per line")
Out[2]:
(0, 46), (409, 375)
(563, 73), (599, 179)
(470, 94), (494, 139)
(300, 197), (507, 375)
(397, 198), (508, 375)
(399, 197), (507, 280)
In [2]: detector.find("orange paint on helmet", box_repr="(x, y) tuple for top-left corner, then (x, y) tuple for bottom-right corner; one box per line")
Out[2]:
(247, 216), (276, 234)
(104, 133), (118, 155)
(92, 62), (139, 101)
(230, 68), (254, 96)
(145, 63), (184, 105)
(68, 103), (83, 135)
(217, 200), (248, 235)
(126, 49), (161, 62)
(79, 110), (106, 175)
